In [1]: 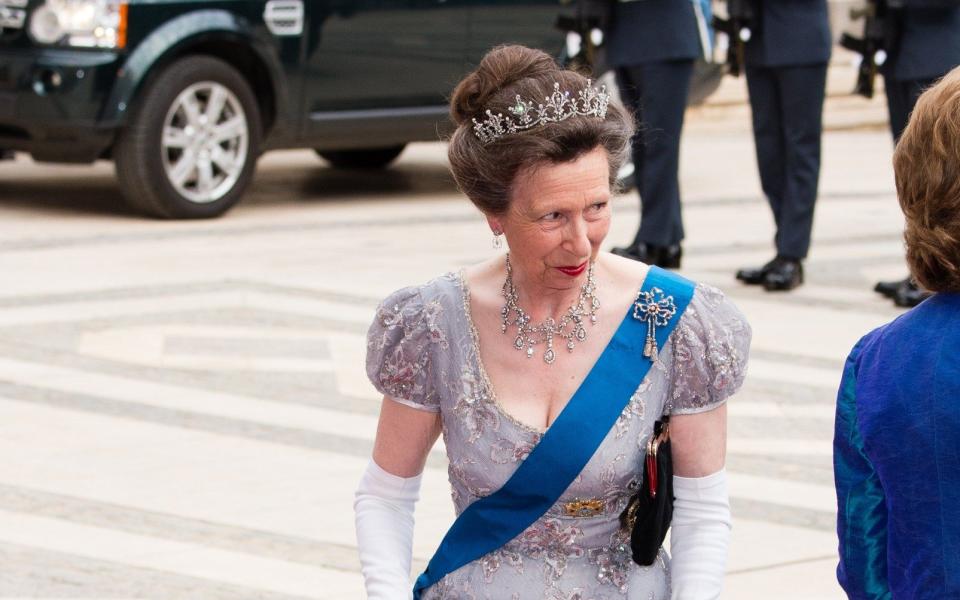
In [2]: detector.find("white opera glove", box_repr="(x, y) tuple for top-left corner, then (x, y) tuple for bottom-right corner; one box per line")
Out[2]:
(354, 459), (421, 600)
(669, 469), (732, 600)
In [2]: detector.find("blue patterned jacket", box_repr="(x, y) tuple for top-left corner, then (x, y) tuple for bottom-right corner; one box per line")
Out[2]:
(834, 293), (960, 599)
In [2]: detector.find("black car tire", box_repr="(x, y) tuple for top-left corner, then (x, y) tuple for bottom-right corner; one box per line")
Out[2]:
(316, 145), (406, 169)
(115, 55), (262, 219)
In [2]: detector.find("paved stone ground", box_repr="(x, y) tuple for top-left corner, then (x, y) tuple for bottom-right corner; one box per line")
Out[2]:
(0, 60), (906, 599)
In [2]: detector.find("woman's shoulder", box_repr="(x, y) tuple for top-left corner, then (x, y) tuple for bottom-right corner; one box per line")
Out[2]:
(599, 251), (649, 281)
(367, 272), (464, 361)
(597, 252), (654, 300)
(365, 273), (463, 410)
(600, 252), (743, 319)
(636, 272), (750, 415)
(852, 293), (960, 367)
(596, 261), (754, 413)
(375, 272), (464, 317)
(688, 281), (746, 323)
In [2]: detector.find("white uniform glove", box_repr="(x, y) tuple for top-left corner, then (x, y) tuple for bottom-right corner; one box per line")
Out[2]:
(354, 459), (421, 600)
(670, 469), (732, 600)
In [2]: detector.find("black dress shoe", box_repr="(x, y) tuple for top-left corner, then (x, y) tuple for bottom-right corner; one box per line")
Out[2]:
(893, 279), (932, 308)
(875, 277), (908, 299)
(762, 257), (804, 291)
(656, 244), (682, 269)
(610, 242), (683, 269)
(612, 243), (683, 269)
(611, 243), (654, 263)
(736, 257), (778, 285)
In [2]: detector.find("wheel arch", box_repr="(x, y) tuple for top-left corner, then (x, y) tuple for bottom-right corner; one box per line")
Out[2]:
(103, 10), (287, 138)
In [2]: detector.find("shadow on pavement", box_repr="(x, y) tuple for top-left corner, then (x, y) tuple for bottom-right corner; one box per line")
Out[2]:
(0, 164), (137, 218)
(245, 163), (458, 204)
(0, 157), (459, 217)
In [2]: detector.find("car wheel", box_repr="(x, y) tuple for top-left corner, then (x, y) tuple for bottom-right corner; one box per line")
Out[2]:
(316, 145), (406, 169)
(115, 55), (261, 219)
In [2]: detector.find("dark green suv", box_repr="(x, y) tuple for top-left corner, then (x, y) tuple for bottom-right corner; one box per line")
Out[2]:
(0, 0), (572, 218)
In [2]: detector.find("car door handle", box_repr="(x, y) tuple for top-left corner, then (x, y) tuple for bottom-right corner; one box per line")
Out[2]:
(264, 0), (304, 36)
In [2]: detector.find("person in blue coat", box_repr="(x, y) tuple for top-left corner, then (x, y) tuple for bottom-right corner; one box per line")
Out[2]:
(874, 0), (960, 307)
(606, 0), (708, 268)
(834, 67), (960, 600)
(734, 0), (832, 291)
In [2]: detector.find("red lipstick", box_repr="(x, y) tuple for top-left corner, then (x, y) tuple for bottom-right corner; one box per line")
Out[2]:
(557, 262), (587, 277)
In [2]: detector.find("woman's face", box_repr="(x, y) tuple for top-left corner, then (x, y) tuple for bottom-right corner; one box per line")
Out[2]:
(488, 146), (611, 294)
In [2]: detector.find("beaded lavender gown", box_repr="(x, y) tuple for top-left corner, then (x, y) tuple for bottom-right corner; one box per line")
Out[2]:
(366, 271), (750, 600)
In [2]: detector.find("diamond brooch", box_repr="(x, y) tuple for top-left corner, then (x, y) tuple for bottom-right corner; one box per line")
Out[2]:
(632, 287), (677, 360)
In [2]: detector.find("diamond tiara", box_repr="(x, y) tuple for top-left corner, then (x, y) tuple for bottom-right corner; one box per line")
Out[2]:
(471, 80), (611, 145)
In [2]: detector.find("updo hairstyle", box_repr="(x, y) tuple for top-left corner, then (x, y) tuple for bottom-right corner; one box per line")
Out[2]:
(893, 65), (960, 293)
(447, 45), (633, 215)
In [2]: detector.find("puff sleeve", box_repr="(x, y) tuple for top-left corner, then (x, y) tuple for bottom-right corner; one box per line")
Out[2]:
(667, 284), (751, 415)
(365, 286), (447, 413)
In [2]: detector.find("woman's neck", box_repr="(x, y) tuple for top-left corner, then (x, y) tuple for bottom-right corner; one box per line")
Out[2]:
(509, 267), (594, 322)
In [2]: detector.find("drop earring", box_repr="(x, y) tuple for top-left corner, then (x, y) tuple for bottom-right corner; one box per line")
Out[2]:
(492, 231), (504, 250)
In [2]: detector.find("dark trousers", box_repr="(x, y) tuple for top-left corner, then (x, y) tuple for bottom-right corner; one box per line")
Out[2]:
(746, 63), (827, 260)
(616, 60), (694, 247)
(884, 76), (938, 142)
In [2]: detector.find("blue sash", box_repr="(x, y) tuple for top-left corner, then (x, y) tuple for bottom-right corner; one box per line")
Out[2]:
(413, 266), (695, 598)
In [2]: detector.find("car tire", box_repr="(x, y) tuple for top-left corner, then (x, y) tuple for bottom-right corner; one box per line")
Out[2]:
(115, 55), (261, 219)
(316, 145), (406, 169)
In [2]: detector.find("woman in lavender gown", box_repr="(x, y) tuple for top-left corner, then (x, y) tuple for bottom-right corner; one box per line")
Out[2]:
(354, 45), (751, 600)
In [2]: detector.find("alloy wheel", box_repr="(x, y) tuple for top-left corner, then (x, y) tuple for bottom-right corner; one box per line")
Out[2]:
(160, 82), (249, 205)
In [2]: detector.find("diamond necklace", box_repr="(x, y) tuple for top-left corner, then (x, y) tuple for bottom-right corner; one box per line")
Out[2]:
(500, 253), (600, 364)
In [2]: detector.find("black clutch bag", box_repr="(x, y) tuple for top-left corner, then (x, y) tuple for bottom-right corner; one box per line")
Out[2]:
(619, 416), (673, 566)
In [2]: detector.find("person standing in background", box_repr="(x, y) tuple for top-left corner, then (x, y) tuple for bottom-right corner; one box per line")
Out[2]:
(606, 0), (707, 269)
(873, 0), (960, 307)
(734, 0), (832, 291)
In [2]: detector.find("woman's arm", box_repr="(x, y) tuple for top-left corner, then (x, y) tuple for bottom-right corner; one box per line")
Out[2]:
(668, 405), (731, 600)
(834, 344), (889, 599)
(663, 285), (748, 599)
(672, 403), (727, 477)
(372, 396), (443, 477)
(354, 397), (442, 600)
